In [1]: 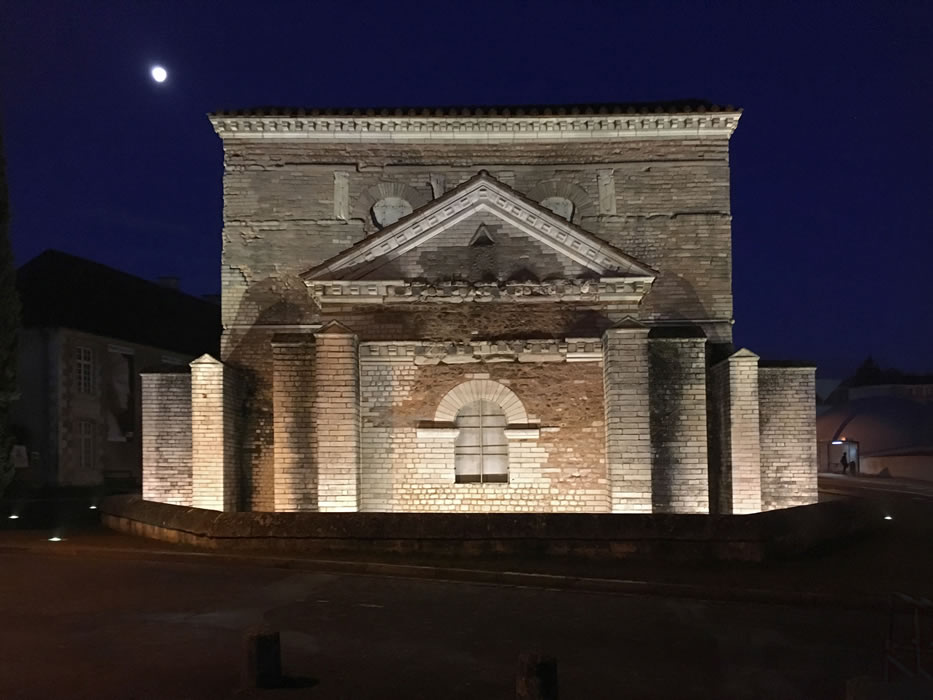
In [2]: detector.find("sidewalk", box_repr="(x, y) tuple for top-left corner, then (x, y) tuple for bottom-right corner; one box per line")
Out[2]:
(2, 519), (930, 611)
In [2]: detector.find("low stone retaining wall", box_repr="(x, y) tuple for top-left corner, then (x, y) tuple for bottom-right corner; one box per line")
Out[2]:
(100, 496), (881, 563)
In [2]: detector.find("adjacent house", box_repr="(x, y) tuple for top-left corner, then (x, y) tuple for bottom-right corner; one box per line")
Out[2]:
(12, 250), (220, 488)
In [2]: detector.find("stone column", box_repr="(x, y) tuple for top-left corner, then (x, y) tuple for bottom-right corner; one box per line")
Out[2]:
(141, 370), (192, 506)
(758, 364), (818, 510)
(272, 337), (316, 512)
(602, 319), (652, 513)
(709, 349), (762, 514)
(190, 354), (240, 512)
(647, 330), (709, 514)
(312, 322), (361, 512)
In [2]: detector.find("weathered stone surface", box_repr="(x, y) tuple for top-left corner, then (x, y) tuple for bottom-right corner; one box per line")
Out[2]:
(100, 494), (881, 563)
(137, 105), (818, 517)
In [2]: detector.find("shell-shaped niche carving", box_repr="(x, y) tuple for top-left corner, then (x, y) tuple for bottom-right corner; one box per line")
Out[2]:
(540, 196), (575, 222)
(372, 196), (413, 227)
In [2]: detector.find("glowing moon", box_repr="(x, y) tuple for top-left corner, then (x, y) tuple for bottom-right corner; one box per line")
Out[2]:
(151, 65), (168, 83)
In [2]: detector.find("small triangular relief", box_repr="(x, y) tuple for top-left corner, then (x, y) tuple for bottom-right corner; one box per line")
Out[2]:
(469, 224), (496, 247)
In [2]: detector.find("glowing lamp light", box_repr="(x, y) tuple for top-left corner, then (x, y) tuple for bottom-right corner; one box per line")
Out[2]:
(150, 65), (168, 83)
(89, 505), (98, 510)
(48, 536), (62, 542)
(8, 514), (19, 520)
(884, 515), (893, 521)
(831, 440), (843, 445)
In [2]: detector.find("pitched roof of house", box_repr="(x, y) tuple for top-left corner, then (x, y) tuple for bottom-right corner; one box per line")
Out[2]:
(17, 250), (220, 357)
(210, 99), (740, 118)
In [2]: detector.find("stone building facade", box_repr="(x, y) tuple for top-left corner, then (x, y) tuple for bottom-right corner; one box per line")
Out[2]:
(142, 102), (817, 514)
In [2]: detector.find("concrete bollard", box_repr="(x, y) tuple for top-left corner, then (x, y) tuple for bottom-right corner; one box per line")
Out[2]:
(516, 652), (558, 700)
(243, 625), (282, 689)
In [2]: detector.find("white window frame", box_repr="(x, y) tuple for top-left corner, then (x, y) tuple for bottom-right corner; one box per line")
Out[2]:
(454, 400), (508, 484)
(76, 346), (94, 395)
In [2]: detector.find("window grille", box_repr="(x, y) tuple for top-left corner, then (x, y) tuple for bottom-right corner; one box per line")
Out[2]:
(454, 400), (508, 483)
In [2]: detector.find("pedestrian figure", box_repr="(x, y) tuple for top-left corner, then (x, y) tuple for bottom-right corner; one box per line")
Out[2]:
(840, 452), (850, 475)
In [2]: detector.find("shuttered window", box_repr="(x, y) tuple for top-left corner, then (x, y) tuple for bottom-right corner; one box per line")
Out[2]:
(454, 400), (508, 483)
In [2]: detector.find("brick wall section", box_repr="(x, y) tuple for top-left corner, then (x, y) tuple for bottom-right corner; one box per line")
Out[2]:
(360, 360), (608, 513)
(648, 336), (709, 513)
(190, 355), (240, 511)
(602, 324), (652, 513)
(140, 372), (192, 505)
(709, 350), (762, 514)
(312, 325), (361, 511)
(271, 338), (316, 511)
(219, 139), (733, 338)
(758, 366), (818, 510)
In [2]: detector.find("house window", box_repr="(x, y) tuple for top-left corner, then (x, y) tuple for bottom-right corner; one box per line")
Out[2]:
(78, 420), (95, 472)
(454, 400), (508, 483)
(76, 346), (94, 395)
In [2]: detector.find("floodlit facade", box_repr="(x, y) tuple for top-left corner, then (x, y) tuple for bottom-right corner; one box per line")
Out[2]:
(142, 102), (817, 514)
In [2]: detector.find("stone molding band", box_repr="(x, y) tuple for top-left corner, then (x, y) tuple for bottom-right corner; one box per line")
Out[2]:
(209, 113), (742, 141)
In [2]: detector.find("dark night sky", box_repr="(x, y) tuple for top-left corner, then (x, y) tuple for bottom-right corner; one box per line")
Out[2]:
(2, 1), (931, 378)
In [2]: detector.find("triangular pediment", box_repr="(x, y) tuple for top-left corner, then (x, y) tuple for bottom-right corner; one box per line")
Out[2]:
(301, 172), (657, 282)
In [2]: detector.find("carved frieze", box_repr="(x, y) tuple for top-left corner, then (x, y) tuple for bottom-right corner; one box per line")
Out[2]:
(306, 277), (652, 305)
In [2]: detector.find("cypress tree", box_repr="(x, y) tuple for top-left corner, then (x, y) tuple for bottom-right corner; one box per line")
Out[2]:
(0, 124), (20, 496)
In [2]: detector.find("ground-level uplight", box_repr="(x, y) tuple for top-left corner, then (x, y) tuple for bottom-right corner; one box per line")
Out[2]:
(48, 536), (62, 542)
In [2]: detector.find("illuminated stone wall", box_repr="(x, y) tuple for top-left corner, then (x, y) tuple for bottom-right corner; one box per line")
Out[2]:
(140, 370), (192, 505)
(758, 365), (818, 510)
(359, 355), (608, 513)
(708, 349), (763, 514)
(647, 333), (709, 514)
(134, 108), (820, 516)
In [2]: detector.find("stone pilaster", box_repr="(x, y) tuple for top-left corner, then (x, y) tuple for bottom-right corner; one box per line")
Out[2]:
(647, 330), (709, 514)
(602, 320), (652, 513)
(709, 349), (762, 514)
(312, 322), (361, 512)
(190, 354), (240, 512)
(272, 337), (316, 512)
(758, 364), (818, 510)
(141, 370), (192, 506)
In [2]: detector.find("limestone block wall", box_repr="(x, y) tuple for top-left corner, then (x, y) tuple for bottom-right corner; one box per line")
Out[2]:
(758, 366), (818, 510)
(359, 356), (608, 513)
(140, 371), (192, 505)
(602, 324), (652, 513)
(313, 327), (361, 512)
(647, 334), (709, 514)
(708, 350), (762, 514)
(190, 355), (240, 512)
(218, 138), (733, 340)
(272, 339), (316, 511)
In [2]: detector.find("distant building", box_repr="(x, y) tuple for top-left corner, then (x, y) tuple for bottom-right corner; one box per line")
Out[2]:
(12, 250), (220, 488)
(817, 383), (933, 481)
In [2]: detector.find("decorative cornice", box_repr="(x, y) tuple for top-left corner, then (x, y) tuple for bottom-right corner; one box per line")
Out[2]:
(360, 338), (604, 365)
(307, 278), (651, 305)
(303, 173), (658, 280)
(209, 113), (741, 142)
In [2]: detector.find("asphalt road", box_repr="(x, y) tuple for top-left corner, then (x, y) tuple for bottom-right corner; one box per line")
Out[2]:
(0, 551), (887, 700)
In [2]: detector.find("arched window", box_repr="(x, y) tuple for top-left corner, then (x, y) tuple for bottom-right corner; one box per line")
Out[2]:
(371, 196), (413, 227)
(454, 399), (508, 483)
